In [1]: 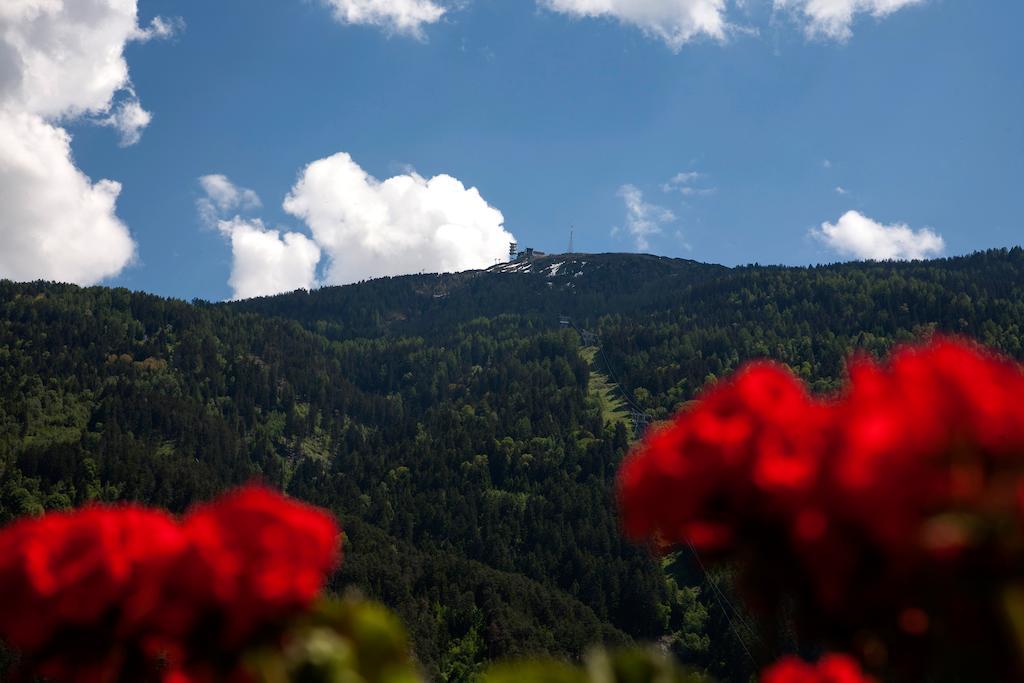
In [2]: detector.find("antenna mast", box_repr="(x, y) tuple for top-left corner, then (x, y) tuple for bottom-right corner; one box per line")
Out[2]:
(568, 227), (574, 254)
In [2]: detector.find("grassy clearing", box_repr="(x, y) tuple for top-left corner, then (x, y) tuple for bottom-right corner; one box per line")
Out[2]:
(580, 346), (632, 430)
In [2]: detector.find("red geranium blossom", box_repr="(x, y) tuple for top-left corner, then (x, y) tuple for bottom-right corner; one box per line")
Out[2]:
(761, 654), (876, 683)
(0, 485), (341, 682)
(617, 337), (1024, 678)
(618, 361), (830, 554)
(182, 485), (341, 647)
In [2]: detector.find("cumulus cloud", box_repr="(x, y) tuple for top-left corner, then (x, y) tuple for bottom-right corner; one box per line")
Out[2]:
(0, 1), (179, 285)
(617, 184), (675, 251)
(0, 111), (135, 283)
(0, 1), (175, 120)
(774, 0), (925, 41)
(216, 218), (321, 301)
(541, 0), (728, 51)
(197, 174), (262, 226)
(812, 210), (945, 261)
(661, 170), (715, 196)
(196, 175), (316, 300)
(283, 152), (515, 285)
(319, 0), (445, 38)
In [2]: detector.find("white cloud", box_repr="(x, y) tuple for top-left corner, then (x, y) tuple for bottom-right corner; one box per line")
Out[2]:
(314, 0), (921, 45)
(664, 171), (700, 186)
(132, 15), (184, 43)
(99, 95), (152, 146)
(0, 1), (176, 120)
(283, 152), (515, 285)
(835, 185), (848, 195)
(0, 1), (177, 285)
(196, 174), (315, 300)
(319, 0), (445, 38)
(216, 217), (321, 300)
(201, 158), (514, 297)
(0, 110), (135, 284)
(617, 184), (675, 251)
(541, 0), (729, 51)
(812, 210), (944, 261)
(774, 0), (925, 41)
(197, 174), (262, 226)
(661, 170), (715, 196)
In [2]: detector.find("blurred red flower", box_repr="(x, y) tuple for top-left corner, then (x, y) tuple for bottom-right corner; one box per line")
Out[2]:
(617, 337), (1024, 677)
(761, 654), (876, 683)
(0, 485), (340, 682)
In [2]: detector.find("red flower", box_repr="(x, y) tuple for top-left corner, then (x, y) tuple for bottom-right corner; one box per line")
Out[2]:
(0, 506), (183, 652)
(0, 485), (341, 682)
(617, 337), (1024, 673)
(618, 362), (825, 552)
(761, 654), (875, 683)
(183, 486), (341, 647)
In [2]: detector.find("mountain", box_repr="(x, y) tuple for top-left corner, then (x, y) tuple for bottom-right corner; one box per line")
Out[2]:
(2, 248), (1023, 681)
(228, 253), (727, 340)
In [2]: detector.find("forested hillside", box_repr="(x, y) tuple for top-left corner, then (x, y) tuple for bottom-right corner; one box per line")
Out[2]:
(2, 248), (1023, 681)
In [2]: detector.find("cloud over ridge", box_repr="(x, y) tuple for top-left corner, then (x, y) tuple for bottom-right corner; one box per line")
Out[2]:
(283, 152), (515, 286)
(218, 217), (322, 301)
(197, 176), (319, 301)
(0, 0), (178, 285)
(0, 110), (136, 284)
(812, 210), (945, 261)
(199, 157), (512, 298)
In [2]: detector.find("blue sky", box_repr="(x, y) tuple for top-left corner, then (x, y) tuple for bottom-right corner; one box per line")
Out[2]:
(1, 0), (1021, 300)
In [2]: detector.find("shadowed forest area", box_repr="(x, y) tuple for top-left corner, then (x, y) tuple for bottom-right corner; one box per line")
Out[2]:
(2, 248), (1023, 680)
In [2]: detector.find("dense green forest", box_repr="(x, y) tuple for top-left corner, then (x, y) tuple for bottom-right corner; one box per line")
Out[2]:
(2, 248), (1023, 681)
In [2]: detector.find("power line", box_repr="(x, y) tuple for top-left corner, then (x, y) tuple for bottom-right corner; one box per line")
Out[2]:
(563, 316), (653, 436)
(563, 316), (765, 668)
(562, 314), (765, 667)
(684, 540), (768, 666)
(683, 541), (759, 667)
(597, 344), (647, 415)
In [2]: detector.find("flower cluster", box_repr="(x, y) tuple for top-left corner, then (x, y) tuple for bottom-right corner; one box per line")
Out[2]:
(0, 486), (340, 683)
(617, 337), (1024, 675)
(761, 654), (876, 683)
